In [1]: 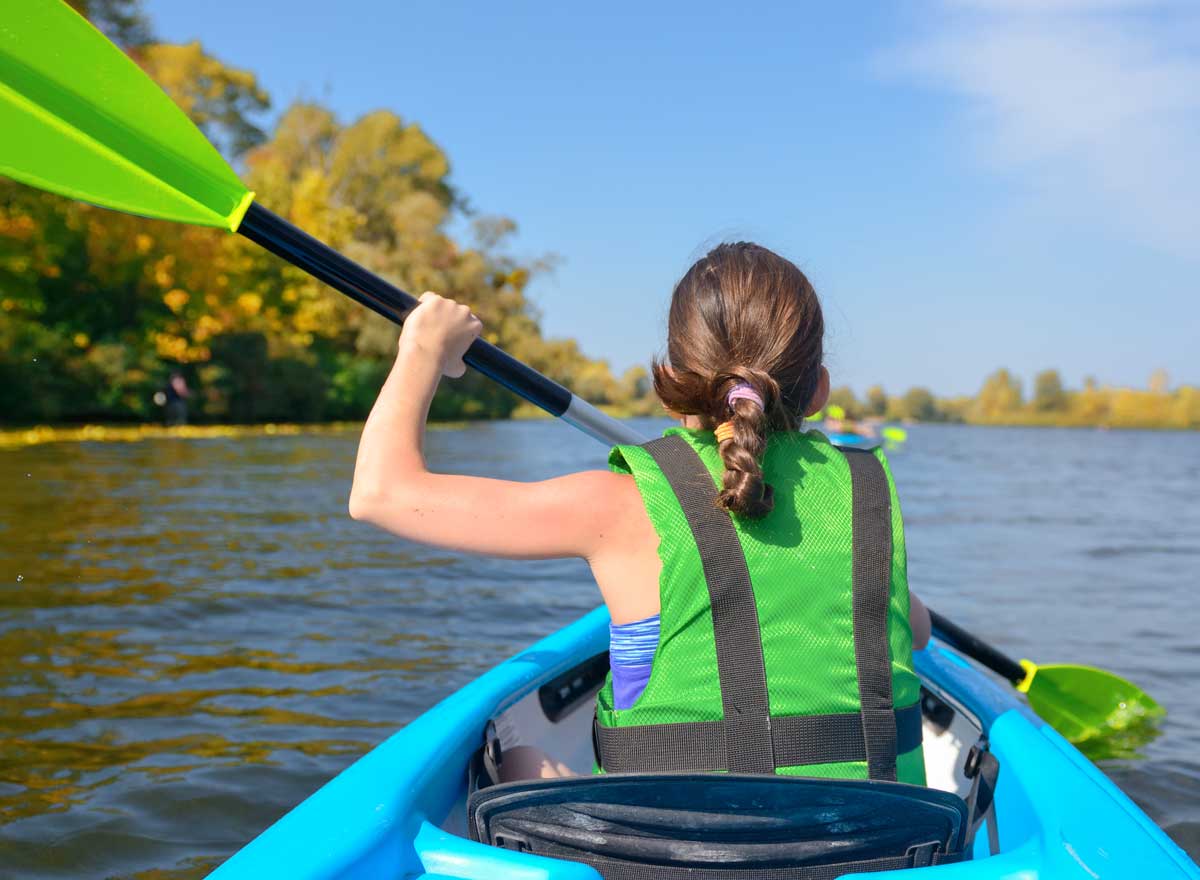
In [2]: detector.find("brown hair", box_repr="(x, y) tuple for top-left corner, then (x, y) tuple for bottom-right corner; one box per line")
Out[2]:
(652, 242), (824, 518)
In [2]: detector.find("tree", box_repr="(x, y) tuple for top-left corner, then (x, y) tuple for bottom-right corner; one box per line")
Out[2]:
(865, 385), (888, 417)
(971, 369), (1023, 421)
(136, 42), (270, 157)
(898, 387), (940, 422)
(827, 386), (861, 419)
(1033, 369), (1067, 412)
(67, 0), (152, 48)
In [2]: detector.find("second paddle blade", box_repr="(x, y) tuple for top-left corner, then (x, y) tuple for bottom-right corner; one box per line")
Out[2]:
(1026, 663), (1165, 759)
(0, 0), (252, 230)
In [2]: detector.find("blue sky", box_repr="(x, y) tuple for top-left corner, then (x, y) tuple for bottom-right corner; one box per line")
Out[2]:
(145, 0), (1198, 396)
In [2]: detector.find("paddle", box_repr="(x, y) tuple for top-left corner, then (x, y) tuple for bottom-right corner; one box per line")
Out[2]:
(0, 0), (1162, 751)
(930, 610), (1163, 756)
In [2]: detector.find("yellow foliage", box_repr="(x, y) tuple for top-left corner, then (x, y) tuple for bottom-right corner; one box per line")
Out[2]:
(192, 315), (224, 343)
(154, 333), (189, 361)
(236, 293), (262, 316)
(163, 289), (189, 313)
(153, 254), (176, 288)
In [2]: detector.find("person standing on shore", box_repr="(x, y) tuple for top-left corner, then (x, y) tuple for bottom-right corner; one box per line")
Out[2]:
(156, 372), (190, 426)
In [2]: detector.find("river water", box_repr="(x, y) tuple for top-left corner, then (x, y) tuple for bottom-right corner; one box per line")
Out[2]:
(0, 420), (1196, 878)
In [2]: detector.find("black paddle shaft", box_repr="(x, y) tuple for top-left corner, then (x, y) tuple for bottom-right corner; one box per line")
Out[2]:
(928, 609), (1026, 685)
(237, 202), (573, 417)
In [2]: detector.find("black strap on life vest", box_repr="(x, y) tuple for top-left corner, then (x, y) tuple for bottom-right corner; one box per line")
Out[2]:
(593, 434), (913, 778)
(642, 433), (776, 773)
(842, 447), (900, 782)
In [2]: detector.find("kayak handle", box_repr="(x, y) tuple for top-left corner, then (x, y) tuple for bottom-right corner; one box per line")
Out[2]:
(929, 609), (1026, 685)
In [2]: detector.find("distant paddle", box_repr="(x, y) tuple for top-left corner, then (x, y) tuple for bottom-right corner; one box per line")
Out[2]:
(929, 610), (1163, 757)
(1, 0), (1162, 754)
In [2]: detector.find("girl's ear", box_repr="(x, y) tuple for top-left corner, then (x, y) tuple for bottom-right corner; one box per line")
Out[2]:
(803, 367), (831, 417)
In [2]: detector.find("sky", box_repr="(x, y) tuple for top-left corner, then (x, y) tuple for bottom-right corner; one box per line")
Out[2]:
(143, 0), (1198, 397)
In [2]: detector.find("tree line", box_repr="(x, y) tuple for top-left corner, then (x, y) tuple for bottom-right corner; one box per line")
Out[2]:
(828, 369), (1199, 431)
(0, 0), (654, 425)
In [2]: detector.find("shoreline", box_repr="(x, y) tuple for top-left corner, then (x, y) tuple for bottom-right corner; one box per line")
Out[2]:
(1, 417), (1195, 450)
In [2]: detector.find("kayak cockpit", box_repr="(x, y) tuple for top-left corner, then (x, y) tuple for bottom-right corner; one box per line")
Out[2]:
(454, 649), (996, 877)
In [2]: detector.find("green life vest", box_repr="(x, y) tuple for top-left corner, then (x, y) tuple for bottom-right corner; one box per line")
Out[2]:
(594, 428), (926, 785)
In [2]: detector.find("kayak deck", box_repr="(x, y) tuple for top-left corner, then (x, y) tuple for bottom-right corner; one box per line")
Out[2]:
(208, 607), (1199, 879)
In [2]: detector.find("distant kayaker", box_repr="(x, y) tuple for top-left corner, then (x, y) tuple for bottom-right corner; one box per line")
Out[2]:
(350, 242), (932, 784)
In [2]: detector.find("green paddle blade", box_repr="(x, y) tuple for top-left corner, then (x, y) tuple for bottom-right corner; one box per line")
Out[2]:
(826, 404), (845, 420)
(1023, 662), (1165, 759)
(0, 0), (253, 230)
(881, 426), (908, 443)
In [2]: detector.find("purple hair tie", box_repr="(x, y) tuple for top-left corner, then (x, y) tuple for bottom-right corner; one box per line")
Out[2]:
(726, 382), (764, 411)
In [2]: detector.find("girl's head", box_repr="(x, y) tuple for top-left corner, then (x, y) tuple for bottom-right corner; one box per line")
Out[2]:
(652, 242), (829, 518)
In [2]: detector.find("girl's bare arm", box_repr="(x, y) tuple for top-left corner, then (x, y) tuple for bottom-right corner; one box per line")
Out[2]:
(348, 293), (644, 563)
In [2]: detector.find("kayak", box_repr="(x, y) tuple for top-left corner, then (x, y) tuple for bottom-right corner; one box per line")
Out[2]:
(825, 431), (872, 447)
(208, 607), (1199, 879)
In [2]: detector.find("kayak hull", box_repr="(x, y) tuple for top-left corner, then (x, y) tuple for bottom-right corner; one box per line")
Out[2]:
(824, 431), (872, 447)
(208, 607), (1198, 879)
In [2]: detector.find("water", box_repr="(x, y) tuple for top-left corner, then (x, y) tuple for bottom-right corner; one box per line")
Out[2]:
(0, 420), (1196, 877)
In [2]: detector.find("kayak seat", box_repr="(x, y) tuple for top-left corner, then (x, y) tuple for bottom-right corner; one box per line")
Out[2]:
(467, 773), (967, 878)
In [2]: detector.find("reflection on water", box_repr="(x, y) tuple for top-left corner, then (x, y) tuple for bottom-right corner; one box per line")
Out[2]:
(0, 421), (1197, 877)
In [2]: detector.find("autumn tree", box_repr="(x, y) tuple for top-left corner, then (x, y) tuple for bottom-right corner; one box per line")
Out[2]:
(1033, 369), (1067, 412)
(897, 387), (940, 422)
(865, 385), (888, 417)
(970, 369), (1023, 422)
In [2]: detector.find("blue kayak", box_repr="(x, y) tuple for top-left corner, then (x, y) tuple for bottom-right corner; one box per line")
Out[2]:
(825, 431), (873, 447)
(209, 607), (1198, 879)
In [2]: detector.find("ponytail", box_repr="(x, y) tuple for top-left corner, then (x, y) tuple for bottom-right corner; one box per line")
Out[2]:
(713, 374), (777, 518)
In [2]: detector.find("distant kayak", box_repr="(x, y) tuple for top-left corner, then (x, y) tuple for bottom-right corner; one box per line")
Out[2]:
(826, 431), (874, 446)
(209, 607), (1199, 880)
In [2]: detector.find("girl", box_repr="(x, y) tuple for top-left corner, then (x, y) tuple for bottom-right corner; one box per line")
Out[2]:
(350, 242), (931, 783)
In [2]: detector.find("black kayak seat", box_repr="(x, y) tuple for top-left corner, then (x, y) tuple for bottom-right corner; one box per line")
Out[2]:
(468, 773), (968, 879)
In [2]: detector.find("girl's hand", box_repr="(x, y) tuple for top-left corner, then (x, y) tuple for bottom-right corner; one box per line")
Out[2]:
(400, 292), (483, 378)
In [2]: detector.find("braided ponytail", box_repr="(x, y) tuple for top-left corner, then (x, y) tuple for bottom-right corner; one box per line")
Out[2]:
(713, 373), (777, 517)
(651, 242), (825, 520)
